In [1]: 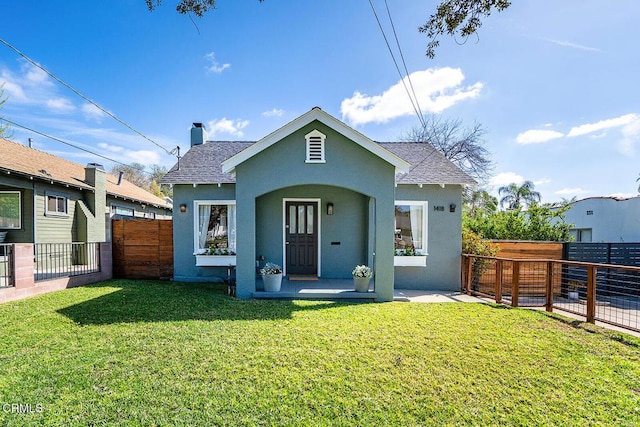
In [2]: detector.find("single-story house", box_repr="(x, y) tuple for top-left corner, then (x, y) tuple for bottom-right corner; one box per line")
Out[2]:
(564, 196), (640, 242)
(0, 137), (172, 245)
(162, 107), (475, 301)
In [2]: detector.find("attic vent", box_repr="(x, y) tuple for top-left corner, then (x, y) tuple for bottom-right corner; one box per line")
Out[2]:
(305, 129), (326, 163)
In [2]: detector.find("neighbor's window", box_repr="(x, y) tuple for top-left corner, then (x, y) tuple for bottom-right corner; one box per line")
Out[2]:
(195, 201), (236, 255)
(394, 201), (428, 255)
(45, 193), (68, 216)
(0, 191), (21, 229)
(111, 205), (135, 217)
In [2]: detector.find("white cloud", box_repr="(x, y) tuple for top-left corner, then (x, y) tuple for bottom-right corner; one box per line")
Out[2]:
(207, 118), (249, 138)
(607, 192), (637, 199)
(98, 142), (125, 153)
(555, 188), (590, 196)
(262, 108), (284, 117)
(204, 52), (230, 74)
(489, 172), (524, 187)
(125, 150), (161, 165)
(82, 103), (108, 121)
(567, 113), (639, 137)
(516, 129), (564, 145)
(534, 178), (552, 186)
(340, 67), (483, 126)
(46, 97), (75, 113)
(547, 39), (601, 52)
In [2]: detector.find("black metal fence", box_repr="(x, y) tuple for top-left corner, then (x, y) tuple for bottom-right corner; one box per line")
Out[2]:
(34, 242), (101, 282)
(0, 243), (14, 288)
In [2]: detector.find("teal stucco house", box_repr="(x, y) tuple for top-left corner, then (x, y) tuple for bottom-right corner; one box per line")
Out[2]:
(162, 108), (475, 301)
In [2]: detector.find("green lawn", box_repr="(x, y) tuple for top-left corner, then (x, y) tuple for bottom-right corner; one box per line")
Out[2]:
(0, 280), (639, 426)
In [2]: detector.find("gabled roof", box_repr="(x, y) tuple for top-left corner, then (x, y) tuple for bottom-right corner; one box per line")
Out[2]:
(0, 138), (172, 209)
(221, 107), (412, 175)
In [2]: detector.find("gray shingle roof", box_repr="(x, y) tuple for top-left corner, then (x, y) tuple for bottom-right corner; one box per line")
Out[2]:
(161, 140), (476, 185)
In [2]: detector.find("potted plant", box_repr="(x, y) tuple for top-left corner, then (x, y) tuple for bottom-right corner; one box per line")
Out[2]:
(352, 264), (372, 292)
(260, 262), (283, 292)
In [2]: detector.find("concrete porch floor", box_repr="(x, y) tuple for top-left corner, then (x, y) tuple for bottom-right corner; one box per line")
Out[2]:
(253, 278), (378, 300)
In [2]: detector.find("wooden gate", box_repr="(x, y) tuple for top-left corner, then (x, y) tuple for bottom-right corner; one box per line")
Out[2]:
(112, 219), (173, 280)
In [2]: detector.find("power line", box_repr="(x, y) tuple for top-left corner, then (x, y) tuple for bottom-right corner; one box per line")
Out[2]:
(384, 0), (425, 121)
(0, 117), (153, 173)
(0, 38), (176, 157)
(367, 0), (425, 129)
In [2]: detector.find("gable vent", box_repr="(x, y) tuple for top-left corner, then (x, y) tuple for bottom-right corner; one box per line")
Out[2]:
(305, 129), (326, 163)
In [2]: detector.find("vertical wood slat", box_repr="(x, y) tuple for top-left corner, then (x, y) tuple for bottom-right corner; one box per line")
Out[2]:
(512, 261), (520, 307)
(465, 256), (472, 294)
(495, 259), (503, 303)
(586, 265), (596, 323)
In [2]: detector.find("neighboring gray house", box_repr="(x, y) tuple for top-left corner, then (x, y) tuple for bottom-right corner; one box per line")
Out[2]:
(0, 137), (172, 244)
(565, 196), (640, 242)
(162, 107), (475, 301)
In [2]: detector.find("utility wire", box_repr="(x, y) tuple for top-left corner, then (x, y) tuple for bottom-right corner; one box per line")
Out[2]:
(0, 38), (176, 157)
(384, 0), (425, 121)
(367, 0), (425, 129)
(0, 117), (154, 173)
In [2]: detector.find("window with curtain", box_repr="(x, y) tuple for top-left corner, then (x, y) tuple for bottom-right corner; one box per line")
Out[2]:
(195, 201), (236, 255)
(394, 202), (428, 255)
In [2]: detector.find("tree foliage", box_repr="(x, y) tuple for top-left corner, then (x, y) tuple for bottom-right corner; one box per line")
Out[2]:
(464, 188), (498, 218)
(419, 0), (512, 58)
(498, 180), (541, 210)
(404, 115), (493, 182)
(464, 202), (573, 242)
(146, 0), (263, 17)
(111, 163), (172, 199)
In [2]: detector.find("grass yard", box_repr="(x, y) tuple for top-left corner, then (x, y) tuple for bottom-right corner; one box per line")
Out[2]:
(0, 280), (639, 426)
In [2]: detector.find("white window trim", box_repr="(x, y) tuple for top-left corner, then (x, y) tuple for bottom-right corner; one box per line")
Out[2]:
(394, 200), (428, 256)
(193, 200), (236, 256)
(282, 198), (321, 277)
(0, 190), (21, 229)
(305, 129), (326, 163)
(44, 192), (69, 217)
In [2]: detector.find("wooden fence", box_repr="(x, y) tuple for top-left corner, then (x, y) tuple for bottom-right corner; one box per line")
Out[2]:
(112, 219), (173, 280)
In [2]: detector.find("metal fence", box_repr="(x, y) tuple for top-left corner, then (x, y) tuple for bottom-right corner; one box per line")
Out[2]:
(34, 242), (101, 282)
(463, 255), (640, 333)
(0, 243), (14, 288)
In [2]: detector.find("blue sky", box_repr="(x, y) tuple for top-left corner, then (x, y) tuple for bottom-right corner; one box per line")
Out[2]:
(1, 0), (639, 203)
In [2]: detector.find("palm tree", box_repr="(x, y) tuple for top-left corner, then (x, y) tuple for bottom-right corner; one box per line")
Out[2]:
(498, 181), (541, 210)
(465, 189), (498, 217)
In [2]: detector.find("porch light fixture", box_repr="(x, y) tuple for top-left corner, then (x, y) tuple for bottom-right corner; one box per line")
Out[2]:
(326, 202), (334, 215)
(180, 204), (187, 213)
(449, 203), (456, 213)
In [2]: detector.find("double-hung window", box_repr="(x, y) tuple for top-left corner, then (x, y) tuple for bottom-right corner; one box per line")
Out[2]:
(394, 201), (428, 256)
(194, 201), (236, 255)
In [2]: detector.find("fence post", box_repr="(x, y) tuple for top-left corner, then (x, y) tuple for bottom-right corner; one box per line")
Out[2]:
(512, 261), (519, 308)
(465, 255), (472, 294)
(545, 261), (553, 312)
(495, 259), (503, 304)
(586, 265), (596, 323)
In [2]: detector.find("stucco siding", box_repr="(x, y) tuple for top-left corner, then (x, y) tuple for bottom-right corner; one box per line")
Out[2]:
(394, 184), (463, 291)
(171, 183), (236, 282)
(564, 197), (640, 242)
(256, 185), (368, 279)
